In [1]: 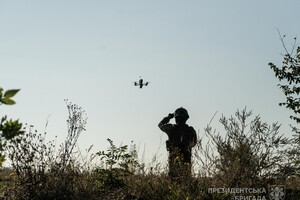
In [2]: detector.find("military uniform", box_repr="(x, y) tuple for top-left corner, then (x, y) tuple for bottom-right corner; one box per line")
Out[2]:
(158, 108), (197, 179)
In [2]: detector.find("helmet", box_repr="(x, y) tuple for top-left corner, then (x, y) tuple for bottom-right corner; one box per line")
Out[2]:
(174, 107), (189, 119)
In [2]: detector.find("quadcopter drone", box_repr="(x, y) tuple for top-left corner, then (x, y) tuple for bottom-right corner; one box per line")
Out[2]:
(134, 76), (149, 88)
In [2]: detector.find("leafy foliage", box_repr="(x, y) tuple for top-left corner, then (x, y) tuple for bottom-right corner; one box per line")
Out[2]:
(268, 35), (300, 127)
(96, 138), (140, 172)
(268, 33), (300, 176)
(0, 88), (19, 106)
(94, 139), (141, 192)
(0, 88), (23, 167)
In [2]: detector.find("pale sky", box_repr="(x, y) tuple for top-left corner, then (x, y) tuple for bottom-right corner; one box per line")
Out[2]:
(1, 1), (299, 165)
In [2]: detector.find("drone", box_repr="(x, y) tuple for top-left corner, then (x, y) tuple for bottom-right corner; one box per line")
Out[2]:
(134, 76), (149, 88)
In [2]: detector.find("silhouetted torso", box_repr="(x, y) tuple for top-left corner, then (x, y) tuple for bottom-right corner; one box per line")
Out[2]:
(158, 108), (197, 179)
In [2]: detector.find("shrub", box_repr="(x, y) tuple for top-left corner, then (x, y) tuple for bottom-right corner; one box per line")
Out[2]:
(0, 88), (23, 167)
(196, 108), (288, 188)
(4, 101), (91, 200)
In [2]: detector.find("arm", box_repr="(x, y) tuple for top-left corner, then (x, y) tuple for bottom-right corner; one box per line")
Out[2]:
(158, 113), (174, 134)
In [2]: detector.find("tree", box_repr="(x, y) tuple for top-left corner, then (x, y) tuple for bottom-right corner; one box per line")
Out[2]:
(0, 87), (23, 167)
(268, 33), (300, 133)
(268, 32), (300, 176)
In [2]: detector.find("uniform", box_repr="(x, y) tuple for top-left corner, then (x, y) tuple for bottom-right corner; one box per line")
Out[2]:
(158, 108), (197, 179)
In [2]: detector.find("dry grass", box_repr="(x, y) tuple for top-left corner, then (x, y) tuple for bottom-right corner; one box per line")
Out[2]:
(0, 105), (299, 199)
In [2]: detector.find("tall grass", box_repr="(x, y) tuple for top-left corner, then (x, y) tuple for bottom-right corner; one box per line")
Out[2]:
(1, 105), (299, 199)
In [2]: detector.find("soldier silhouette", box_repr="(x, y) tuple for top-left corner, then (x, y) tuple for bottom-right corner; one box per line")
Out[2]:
(158, 107), (197, 180)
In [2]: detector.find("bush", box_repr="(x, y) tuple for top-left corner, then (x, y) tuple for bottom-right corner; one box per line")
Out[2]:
(4, 101), (92, 200)
(196, 108), (289, 188)
(0, 88), (23, 167)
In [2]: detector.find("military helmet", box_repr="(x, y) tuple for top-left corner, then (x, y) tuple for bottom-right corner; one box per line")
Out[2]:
(174, 107), (189, 119)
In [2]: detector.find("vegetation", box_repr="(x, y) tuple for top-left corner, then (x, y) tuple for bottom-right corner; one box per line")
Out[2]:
(0, 102), (298, 199)
(0, 88), (23, 167)
(268, 33), (300, 129)
(269, 33), (300, 177)
(196, 109), (288, 188)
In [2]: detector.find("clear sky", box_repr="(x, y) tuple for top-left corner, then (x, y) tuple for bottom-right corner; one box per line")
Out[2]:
(1, 1), (300, 165)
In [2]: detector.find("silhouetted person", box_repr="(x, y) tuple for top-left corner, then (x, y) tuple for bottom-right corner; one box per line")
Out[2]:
(158, 107), (197, 180)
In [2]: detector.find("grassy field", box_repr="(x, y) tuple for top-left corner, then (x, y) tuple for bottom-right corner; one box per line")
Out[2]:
(1, 105), (300, 199)
(0, 166), (299, 200)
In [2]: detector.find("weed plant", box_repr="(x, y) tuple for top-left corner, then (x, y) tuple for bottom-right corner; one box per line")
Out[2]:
(1, 105), (299, 199)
